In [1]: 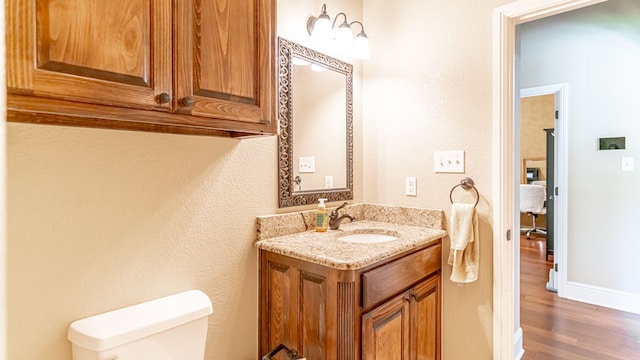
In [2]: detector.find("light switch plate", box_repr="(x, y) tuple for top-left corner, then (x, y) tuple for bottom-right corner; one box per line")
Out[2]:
(299, 156), (315, 173)
(434, 150), (465, 173)
(621, 156), (634, 171)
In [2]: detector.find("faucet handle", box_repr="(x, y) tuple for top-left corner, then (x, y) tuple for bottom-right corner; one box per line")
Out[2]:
(331, 202), (348, 216)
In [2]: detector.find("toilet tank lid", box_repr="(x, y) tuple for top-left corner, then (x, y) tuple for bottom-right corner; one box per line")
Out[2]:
(67, 290), (212, 351)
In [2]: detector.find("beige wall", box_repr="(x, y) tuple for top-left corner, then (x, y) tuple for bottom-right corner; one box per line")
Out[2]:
(8, 125), (277, 359)
(5, 0), (525, 359)
(363, 0), (511, 358)
(6, 2), (364, 360)
(520, 95), (554, 183)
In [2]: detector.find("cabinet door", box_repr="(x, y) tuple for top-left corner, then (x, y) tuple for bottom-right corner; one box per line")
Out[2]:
(262, 259), (298, 359)
(7, 0), (172, 111)
(362, 292), (411, 360)
(410, 276), (441, 360)
(174, 0), (276, 131)
(299, 271), (330, 359)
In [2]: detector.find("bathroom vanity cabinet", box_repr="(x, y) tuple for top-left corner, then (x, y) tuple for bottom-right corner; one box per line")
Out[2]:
(259, 241), (441, 360)
(6, 0), (276, 137)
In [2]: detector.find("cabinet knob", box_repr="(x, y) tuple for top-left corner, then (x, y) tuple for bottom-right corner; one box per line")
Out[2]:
(157, 92), (171, 104)
(181, 97), (194, 107)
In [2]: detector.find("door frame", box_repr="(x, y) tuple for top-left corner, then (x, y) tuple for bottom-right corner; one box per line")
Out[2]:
(492, 1), (607, 359)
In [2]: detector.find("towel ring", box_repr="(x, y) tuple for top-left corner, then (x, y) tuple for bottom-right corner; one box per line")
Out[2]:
(449, 177), (479, 208)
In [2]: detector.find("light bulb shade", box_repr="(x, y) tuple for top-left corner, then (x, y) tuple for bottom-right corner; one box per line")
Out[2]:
(312, 16), (331, 38)
(310, 16), (331, 50)
(352, 33), (370, 60)
(334, 23), (353, 55)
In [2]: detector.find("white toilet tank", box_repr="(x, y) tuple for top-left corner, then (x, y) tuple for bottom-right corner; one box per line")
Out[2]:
(67, 290), (212, 360)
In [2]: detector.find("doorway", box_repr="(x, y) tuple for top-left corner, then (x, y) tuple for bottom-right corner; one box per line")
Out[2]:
(520, 84), (568, 298)
(492, 1), (606, 359)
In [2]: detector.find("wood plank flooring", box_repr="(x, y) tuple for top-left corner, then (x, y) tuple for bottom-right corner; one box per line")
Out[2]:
(520, 234), (640, 359)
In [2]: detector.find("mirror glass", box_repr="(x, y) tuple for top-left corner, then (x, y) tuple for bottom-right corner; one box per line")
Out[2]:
(278, 37), (353, 207)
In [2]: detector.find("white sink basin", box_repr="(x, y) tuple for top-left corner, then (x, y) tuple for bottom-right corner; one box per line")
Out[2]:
(338, 231), (399, 244)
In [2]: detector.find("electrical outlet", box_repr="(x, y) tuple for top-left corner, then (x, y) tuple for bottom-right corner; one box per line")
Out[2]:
(325, 175), (334, 188)
(434, 150), (465, 173)
(405, 177), (417, 196)
(299, 156), (315, 173)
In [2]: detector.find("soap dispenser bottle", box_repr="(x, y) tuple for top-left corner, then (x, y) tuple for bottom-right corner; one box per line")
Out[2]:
(315, 198), (329, 232)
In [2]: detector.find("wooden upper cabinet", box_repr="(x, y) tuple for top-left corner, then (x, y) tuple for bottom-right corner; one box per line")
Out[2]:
(8, 0), (172, 111)
(6, 0), (276, 137)
(174, 0), (273, 125)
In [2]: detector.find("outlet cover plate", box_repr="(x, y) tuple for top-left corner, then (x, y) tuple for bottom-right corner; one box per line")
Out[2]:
(405, 176), (417, 196)
(621, 156), (635, 171)
(434, 150), (465, 173)
(325, 175), (334, 188)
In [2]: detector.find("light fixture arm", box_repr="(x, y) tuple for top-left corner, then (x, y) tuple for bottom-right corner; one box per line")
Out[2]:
(332, 12), (350, 29)
(349, 21), (367, 37)
(307, 4), (330, 36)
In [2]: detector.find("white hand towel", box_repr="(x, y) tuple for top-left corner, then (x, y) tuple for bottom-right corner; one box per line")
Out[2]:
(447, 203), (480, 284)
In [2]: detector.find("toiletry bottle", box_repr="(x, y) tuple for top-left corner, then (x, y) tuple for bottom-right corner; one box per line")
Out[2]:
(315, 198), (329, 232)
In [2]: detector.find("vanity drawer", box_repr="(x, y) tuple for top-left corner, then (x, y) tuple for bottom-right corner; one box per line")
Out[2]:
(362, 243), (441, 309)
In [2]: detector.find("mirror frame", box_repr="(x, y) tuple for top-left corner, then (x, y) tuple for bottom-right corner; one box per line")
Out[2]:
(277, 37), (354, 208)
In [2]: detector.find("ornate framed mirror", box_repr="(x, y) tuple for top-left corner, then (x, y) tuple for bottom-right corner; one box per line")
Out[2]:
(277, 37), (353, 207)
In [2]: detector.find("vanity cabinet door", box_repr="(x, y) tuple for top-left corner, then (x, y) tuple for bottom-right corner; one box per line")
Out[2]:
(174, 0), (276, 130)
(261, 258), (298, 359)
(410, 275), (441, 360)
(362, 292), (411, 360)
(362, 274), (441, 360)
(7, 0), (172, 111)
(260, 252), (337, 360)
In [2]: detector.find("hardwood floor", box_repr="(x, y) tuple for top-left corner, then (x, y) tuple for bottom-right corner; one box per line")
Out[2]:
(520, 234), (640, 359)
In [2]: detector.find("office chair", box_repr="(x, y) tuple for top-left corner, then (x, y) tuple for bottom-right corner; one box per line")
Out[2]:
(520, 184), (546, 239)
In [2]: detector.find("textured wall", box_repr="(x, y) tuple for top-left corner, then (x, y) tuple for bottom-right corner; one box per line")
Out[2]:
(6, 1), (365, 360)
(520, 95), (554, 182)
(363, 0), (512, 358)
(7, 124), (277, 359)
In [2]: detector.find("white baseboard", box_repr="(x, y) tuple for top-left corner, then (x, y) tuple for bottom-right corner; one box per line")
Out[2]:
(514, 327), (524, 360)
(564, 281), (640, 315)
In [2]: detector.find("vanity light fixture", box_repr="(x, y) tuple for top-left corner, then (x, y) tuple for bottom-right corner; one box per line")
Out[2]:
(307, 4), (332, 50)
(350, 21), (370, 59)
(332, 13), (353, 54)
(307, 4), (370, 60)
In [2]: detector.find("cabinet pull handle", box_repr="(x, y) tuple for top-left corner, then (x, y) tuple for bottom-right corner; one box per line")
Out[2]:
(157, 92), (171, 104)
(181, 97), (194, 107)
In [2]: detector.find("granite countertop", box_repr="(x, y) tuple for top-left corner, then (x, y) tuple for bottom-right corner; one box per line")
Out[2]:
(255, 220), (447, 270)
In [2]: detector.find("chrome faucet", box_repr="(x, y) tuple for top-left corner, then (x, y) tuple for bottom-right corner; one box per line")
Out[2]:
(329, 202), (355, 230)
